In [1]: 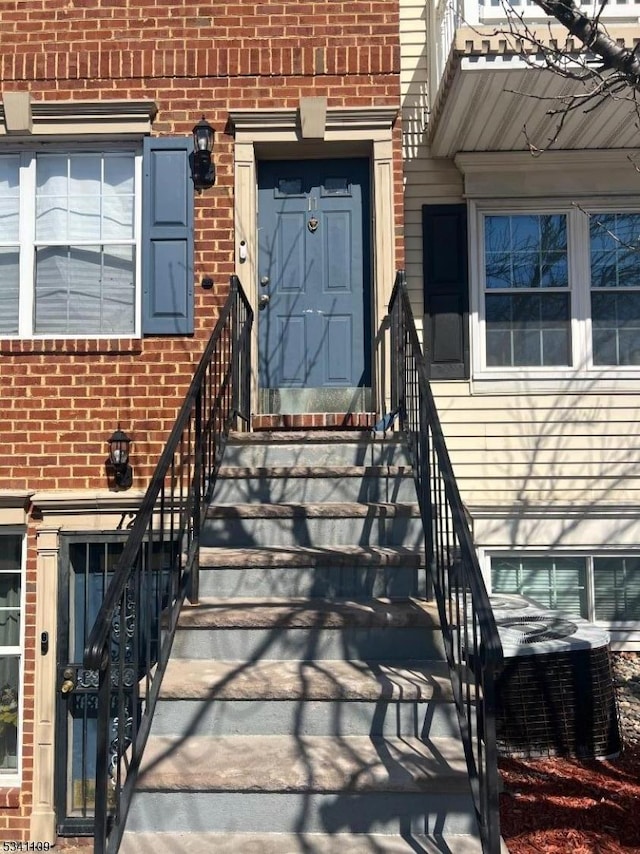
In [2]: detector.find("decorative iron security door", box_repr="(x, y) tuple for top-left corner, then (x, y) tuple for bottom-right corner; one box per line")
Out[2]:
(55, 535), (172, 836)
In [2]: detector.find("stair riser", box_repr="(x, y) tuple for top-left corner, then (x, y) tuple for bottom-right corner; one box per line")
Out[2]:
(221, 443), (412, 468)
(125, 791), (478, 835)
(197, 566), (427, 599)
(213, 476), (417, 504)
(170, 627), (445, 661)
(201, 516), (424, 548)
(151, 698), (459, 739)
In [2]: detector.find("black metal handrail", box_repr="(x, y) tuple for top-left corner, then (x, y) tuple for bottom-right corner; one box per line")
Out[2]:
(388, 270), (503, 853)
(83, 275), (253, 854)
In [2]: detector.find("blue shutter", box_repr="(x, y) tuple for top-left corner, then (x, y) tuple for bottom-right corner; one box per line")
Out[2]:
(142, 137), (194, 335)
(422, 204), (469, 379)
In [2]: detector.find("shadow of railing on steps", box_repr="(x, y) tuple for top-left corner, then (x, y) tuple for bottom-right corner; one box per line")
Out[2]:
(83, 275), (253, 854)
(388, 270), (504, 853)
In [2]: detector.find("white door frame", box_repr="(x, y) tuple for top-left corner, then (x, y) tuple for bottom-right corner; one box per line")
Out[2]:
(230, 105), (398, 419)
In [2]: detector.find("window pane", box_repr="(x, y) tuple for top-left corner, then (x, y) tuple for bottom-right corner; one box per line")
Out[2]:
(0, 249), (19, 335)
(486, 293), (570, 367)
(491, 556), (588, 616)
(68, 195), (101, 241)
(594, 557), (640, 621)
(485, 214), (569, 368)
(36, 152), (136, 242)
(0, 609), (20, 647)
(104, 155), (135, 194)
(0, 155), (19, 242)
(592, 291), (640, 365)
(34, 245), (135, 335)
(69, 154), (101, 195)
(36, 154), (68, 195)
(0, 657), (19, 772)
(590, 213), (640, 364)
(0, 537), (21, 572)
(0, 575), (20, 610)
(485, 214), (567, 289)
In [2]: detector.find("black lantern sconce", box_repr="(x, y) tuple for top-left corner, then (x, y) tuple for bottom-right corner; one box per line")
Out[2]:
(107, 428), (133, 490)
(192, 116), (215, 190)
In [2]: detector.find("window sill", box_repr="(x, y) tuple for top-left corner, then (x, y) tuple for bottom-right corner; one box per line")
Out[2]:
(471, 369), (640, 395)
(0, 338), (143, 356)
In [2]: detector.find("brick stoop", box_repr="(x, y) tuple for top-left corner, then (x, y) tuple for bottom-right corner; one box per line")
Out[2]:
(252, 412), (376, 430)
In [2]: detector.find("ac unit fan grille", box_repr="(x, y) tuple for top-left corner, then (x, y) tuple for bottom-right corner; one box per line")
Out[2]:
(496, 646), (621, 759)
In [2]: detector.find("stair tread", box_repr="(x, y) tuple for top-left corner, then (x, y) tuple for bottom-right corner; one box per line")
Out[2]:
(206, 502), (421, 518)
(137, 734), (470, 793)
(218, 465), (413, 478)
(175, 597), (440, 629)
(159, 658), (452, 701)
(198, 545), (426, 567)
(227, 431), (405, 444)
(119, 831), (485, 853)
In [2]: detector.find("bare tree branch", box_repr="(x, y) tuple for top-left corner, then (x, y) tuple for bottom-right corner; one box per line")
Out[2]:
(534, 0), (640, 87)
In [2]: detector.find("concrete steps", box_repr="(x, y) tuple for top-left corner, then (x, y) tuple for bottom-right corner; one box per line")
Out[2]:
(120, 431), (480, 852)
(151, 658), (459, 738)
(120, 831), (484, 853)
(197, 545), (427, 598)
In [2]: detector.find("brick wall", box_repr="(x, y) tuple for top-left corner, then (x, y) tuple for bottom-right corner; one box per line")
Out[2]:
(0, 0), (403, 839)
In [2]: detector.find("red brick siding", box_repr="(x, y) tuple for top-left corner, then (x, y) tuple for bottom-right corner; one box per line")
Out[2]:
(0, 0), (403, 838)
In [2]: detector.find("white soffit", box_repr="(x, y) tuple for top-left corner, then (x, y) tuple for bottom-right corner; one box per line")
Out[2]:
(430, 61), (640, 157)
(0, 99), (158, 137)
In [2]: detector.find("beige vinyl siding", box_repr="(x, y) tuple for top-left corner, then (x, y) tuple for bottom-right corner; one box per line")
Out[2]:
(401, 0), (463, 331)
(399, 0), (640, 527)
(432, 383), (640, 505)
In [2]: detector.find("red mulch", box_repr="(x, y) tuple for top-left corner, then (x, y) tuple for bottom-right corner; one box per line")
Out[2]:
(499, 743), (640, 853)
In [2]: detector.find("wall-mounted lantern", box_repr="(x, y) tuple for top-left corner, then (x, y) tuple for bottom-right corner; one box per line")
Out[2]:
(107, 428), (133, 490)
(192, 116), (215, 190)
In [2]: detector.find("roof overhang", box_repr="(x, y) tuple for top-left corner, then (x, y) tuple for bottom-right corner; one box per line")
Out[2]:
(429, 25), (640, 157)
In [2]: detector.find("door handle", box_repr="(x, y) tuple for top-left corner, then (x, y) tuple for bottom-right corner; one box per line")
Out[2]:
(60, 666), (77, 695)
(260, 276), (270, 287)
(259, 294), (270, 310)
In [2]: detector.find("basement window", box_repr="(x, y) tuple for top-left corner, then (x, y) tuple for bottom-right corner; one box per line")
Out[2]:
(490, 553), (640, 624)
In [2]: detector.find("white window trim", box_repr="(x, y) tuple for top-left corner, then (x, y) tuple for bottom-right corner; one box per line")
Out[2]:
(484, 547), (640, 639)
(469, 197), (640, 394)
(0, 528), (26, 786)
(1, 141), (143, 340)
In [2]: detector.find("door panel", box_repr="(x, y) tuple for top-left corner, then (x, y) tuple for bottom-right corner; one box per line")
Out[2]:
(257, 158), (371, 414)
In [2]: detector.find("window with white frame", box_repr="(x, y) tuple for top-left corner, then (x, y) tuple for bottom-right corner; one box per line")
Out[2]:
(0, 533), (23, 775)
(476, 205), (640, 372)
(491, 554), (640, 623)
(0, 148), (140, 337)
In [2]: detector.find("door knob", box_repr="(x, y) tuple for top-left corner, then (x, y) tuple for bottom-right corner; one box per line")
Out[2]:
(260, 276), (270, 287)
(60, 679), (75, 694)
(259, 294), (270, 310)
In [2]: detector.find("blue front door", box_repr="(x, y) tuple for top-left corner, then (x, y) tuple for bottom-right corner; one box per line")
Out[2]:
(257, 158), (371, 414)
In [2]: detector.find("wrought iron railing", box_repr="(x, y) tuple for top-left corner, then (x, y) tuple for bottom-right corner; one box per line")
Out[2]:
(388, 270), (503, 853)
(83, 275), (253, 854)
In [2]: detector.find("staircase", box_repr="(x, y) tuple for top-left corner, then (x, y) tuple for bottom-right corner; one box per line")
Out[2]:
(119, 430), (483, 853)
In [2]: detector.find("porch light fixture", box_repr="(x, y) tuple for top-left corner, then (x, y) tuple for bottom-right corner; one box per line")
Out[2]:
(192, 115), (215, 190)
(107, 428), (133, 490)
